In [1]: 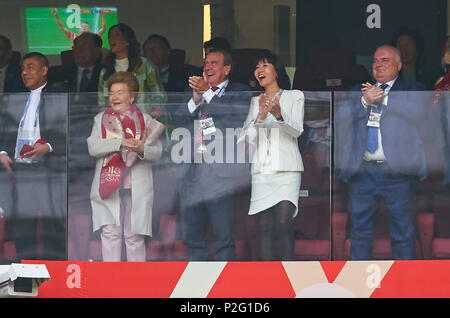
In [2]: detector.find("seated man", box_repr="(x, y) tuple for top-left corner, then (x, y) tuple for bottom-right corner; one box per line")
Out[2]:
(0, 34), (25, 93)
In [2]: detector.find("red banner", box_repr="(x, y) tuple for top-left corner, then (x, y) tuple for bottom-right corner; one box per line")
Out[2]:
(22, 260), (450, 298)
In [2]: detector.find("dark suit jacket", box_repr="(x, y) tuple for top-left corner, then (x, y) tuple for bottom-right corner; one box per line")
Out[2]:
(0, 84), (67, 218)
(52, 61), (103, 93)
(173, 80), (253, 180)
(3, 63), (26, 93)
(335, 78), (428, 182)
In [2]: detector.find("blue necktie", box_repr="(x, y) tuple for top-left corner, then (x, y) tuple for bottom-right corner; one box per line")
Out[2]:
(367, 84), (388, 153)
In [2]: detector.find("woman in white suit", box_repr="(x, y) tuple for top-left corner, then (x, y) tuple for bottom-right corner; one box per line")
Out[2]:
(87, 72), (163, 261)
(240, 52), (304, 260)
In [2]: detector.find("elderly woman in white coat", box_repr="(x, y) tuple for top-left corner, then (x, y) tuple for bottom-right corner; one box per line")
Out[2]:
(240, 52), (304, 261)
(88, 71), (163, 261)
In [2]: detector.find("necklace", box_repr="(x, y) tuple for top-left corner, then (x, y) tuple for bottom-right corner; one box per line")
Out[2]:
(264, 88), (283, 102)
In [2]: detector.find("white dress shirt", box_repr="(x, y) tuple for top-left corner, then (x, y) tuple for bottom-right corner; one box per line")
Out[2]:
(361, 78), (397, 162)
(187, 79), (229, 114)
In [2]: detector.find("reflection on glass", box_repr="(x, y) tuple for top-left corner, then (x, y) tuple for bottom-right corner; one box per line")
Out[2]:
(333, 89), (450, 261)
(0, 93), (67, 263)
(1, 90), (448, 263)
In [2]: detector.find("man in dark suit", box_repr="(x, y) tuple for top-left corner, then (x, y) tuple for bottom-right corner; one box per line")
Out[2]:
(53, 32), (103, 95)
(143, 34), (198, 92)
(335, 45), (427, 260)
(173, 48), (251, 261)
(0, 35), (25, 93)
(0, 52), (67, 261)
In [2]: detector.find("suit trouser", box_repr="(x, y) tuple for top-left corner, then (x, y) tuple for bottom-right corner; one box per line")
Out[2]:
(101, 189), (146, 262)
(178, 166), (236, 261)
(12, 164), (66, 261)
(348, 160), (417, 260)
(13, 217), (66, 261)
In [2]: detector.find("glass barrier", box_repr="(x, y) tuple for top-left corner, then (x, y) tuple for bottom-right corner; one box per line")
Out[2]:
(4, 89), (447, 263)
(0, 92), (67, 263)
(333, 89), (450, 261)
(66, 90), (332, 262)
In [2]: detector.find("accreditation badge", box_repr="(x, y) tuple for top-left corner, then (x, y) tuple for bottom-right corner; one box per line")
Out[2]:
(367, 110), (381, 128)
(200, 117), (216, 135)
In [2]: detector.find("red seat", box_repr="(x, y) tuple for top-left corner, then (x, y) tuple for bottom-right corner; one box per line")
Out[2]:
(146, 240), (163, 261)
(431, 238), (450, 259)
(294, 195), (332, 260)
(295, 239), (330, 260)
(332, 212), (347, 260)
(2, 241), (16, 262)
(417, 194), (450, 259)
(159, 214), (178, 260)
(417, 213), (434, 259)
(172, 240), (188, 260)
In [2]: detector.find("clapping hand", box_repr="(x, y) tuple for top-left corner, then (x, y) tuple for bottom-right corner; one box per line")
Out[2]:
(361, 82), (385, 105)
(257, 94), (282, 121)
(189, 72), (209, 104)
(267, 96), (282, 119)
(121, 138), (144, 155)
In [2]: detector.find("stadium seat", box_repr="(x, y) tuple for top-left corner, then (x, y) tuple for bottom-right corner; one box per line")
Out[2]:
(146, 239), (163, 261)
(332, 212), (347, 260)
(294, 195), (332, 261)
(416, 193), (450, 259)
(159, 214), (178, 261)
(341, 196), (424, 260)
(2, 241), (16, 262)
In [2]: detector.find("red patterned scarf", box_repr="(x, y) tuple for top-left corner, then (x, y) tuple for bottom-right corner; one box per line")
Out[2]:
(99, 104), (145, 200)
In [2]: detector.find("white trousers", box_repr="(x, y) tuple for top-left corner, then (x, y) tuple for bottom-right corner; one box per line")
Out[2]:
(101, 190), (146, 261)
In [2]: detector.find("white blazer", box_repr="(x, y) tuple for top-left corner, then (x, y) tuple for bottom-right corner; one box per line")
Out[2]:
(239, 89), (304, 174)
(87, 112), (162, 237)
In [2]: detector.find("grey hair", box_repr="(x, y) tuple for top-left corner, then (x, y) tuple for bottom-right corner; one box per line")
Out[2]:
(376, 45), (402, 62)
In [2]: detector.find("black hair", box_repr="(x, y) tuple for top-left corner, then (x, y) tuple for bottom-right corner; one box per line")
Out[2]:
(22, 51), (48, 67)
(74, 32), (103, 48)
(253, 52), (291, 90)
(103, 23), (141, 81)
(143, 34), (171, 50)
(204, 37), (231, 53)
(391, 26), (425, 65)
